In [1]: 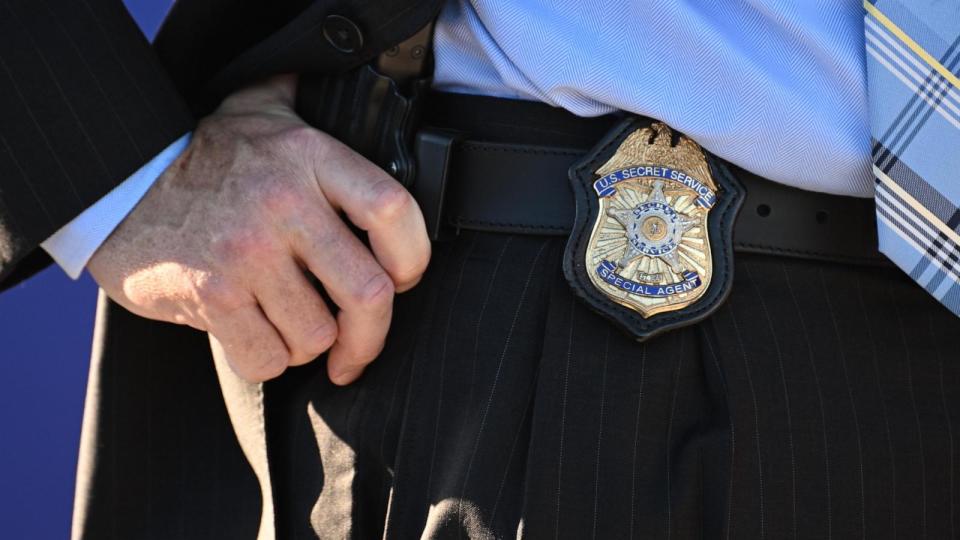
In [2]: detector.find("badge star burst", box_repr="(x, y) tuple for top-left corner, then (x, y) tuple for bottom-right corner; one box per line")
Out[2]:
(606, 180), (698, 273)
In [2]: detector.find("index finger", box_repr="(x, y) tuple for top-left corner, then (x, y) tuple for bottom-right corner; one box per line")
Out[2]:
(310, 134), (431, 292)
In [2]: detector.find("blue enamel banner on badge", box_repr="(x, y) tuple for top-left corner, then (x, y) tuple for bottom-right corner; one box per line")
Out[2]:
(595, 260), (702, 297)
(593, 167), (715, 208)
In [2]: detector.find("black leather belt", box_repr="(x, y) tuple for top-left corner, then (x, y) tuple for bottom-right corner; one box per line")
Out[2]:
(410, 92), (887, 267)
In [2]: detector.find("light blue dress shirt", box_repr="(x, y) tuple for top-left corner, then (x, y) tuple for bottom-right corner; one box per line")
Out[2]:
(42, 0), (874, 277)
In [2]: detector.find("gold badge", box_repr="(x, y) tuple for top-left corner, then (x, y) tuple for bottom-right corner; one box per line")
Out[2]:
(583, 123), (718, 318)
(565, 118), (742, 340)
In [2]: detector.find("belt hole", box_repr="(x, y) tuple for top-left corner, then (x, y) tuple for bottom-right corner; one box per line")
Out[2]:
(816, 210), (829, 224)
(756, 204), (771, 217)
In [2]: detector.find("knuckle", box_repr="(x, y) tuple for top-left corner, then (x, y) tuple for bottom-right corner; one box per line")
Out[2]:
(350, 272), (395, 311)
(368, 180), (413, 222)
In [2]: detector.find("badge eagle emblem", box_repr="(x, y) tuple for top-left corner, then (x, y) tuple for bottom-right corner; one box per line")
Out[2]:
(564, 119), (744, 341)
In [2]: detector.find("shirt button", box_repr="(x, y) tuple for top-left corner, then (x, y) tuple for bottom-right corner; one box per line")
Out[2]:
(322, 15), (364, 53)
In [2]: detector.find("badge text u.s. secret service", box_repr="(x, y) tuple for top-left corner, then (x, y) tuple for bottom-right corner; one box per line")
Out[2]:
(592, 164), (716, 297)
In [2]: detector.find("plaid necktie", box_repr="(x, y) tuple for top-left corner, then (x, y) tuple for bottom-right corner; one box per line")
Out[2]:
(865, 0), (960, 317)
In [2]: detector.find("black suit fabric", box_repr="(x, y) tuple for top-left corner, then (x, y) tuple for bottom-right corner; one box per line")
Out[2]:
(83, 230), (960, 539)
(263, 233), (960, 539)
(0, 0), (193, 283)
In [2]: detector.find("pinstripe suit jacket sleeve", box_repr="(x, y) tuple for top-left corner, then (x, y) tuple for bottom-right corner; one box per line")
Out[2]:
(0, 0), (194, 286)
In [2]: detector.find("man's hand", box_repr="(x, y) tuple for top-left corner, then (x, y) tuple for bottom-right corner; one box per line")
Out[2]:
(88, 74), (430, 385)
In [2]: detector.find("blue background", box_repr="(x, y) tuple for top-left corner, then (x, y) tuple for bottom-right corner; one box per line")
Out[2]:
(0, 2), (173, 537)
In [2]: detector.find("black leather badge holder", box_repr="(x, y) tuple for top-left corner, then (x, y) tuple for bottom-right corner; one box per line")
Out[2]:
(563, 117), (745, 342)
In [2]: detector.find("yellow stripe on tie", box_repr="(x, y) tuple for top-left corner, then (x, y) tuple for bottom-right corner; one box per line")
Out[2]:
(864, 0), (960, 90)
(874, 165), (960, 248)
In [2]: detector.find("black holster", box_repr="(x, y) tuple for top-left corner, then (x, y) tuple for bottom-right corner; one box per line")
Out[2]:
(295, 28), (433, 189)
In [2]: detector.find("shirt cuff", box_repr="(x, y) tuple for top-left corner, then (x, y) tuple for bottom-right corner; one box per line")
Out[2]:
(40, 133), (192, 279)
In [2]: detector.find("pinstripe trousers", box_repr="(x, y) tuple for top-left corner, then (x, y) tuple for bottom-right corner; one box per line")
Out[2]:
(76, 229), (960, 539)
(259, 230), (960, 539)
